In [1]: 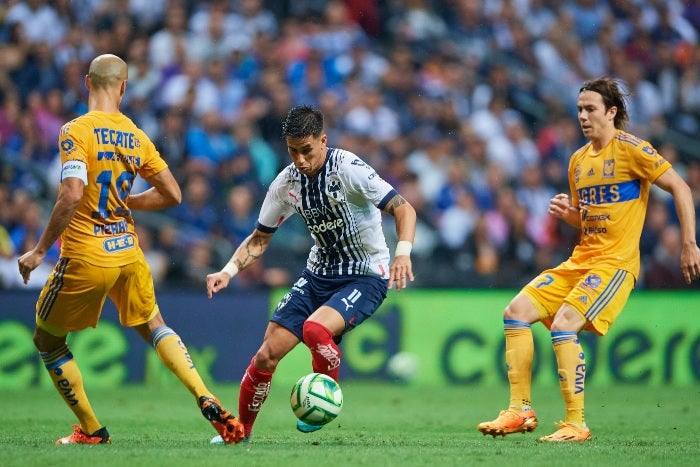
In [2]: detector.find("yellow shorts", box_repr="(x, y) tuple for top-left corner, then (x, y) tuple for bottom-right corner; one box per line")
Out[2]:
(521, 263), (635, 336)
(35, 251), (160, 336)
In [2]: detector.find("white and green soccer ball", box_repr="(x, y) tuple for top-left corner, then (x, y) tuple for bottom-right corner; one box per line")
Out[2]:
(290, 372), (343, 426)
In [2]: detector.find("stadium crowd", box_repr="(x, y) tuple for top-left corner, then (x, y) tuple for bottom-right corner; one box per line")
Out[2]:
(1, 0), (699, 290)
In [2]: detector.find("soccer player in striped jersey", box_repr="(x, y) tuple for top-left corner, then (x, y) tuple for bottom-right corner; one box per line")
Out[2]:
(17, 54), (245, 445)
(478, 77), (700, 442)
(206, 105), (417, 439)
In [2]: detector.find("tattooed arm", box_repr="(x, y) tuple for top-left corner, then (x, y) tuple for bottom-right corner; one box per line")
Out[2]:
(384, 194), (417, 291)
(206, 228), (273, 298)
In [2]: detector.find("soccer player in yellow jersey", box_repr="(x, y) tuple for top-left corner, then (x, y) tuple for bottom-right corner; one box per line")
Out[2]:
(17, 54), (245, 445)
(478, 77), (700, 442)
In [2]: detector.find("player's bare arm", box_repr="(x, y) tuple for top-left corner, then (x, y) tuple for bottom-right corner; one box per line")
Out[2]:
(18, 177), (84, 283)
(653, 168), (700, 283)
(127, 168), (182, 210)
(206, 228), (274, 298)
(384, 194), (417, 291)
(547, 193), (582, 229)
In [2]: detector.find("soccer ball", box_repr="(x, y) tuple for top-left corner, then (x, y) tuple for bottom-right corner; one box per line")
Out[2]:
(290, 373), (343, 426)
(387, 351), (419, 382)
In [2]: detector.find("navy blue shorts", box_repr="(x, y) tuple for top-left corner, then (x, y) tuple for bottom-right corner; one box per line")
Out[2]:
(270, 269), (388, 343)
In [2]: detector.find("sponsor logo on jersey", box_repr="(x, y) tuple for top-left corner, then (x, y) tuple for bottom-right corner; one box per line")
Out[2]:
(585, 274), (601, 288)
(577, 179), (640, 205)
(60, 138), (76, 153)
(308, 218), (345, 234)
(103, 233), (135, 253)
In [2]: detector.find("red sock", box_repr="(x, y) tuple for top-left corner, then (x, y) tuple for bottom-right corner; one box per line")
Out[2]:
(302, 321), (341, 381)
(238, 357), (272, 437)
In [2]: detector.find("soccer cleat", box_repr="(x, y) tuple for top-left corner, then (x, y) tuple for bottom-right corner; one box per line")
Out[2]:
(296, 420), (323, 433)
(56, 424), (111, 445)
(538, 421), (591, 442)
(199, 396), (245, 444)
(477, 408), (538, 437)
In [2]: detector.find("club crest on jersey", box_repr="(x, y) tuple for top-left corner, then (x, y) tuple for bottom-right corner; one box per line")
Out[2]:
(326, 176), (345, 202)
(603, 159), (615, 178)
(574, 164), (582, 183)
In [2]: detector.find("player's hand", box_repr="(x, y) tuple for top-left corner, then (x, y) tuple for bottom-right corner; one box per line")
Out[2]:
(206, 271), (231, 298)
(17, 250), (45, 285)
(680, 243), (700, 284)
(388, 255), (413, 291)
(548, 193), (579, 223)
(548, 193), (571, 217)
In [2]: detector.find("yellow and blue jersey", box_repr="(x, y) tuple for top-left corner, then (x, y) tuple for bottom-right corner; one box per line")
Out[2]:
(567, 130), (671, 278)
(57, 111), (167, 266)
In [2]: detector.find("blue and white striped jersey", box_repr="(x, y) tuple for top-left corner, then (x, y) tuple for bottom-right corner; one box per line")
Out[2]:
(257, 147), (398, 278)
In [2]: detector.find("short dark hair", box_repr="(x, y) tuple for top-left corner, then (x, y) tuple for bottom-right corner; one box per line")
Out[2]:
(282, 105), (324, 138)
(579, 77), (629, 130)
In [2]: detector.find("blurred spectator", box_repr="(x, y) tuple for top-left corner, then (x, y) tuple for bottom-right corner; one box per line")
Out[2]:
(184, 111), (236, 170)
(6, 0), (67, 47)
(2, 0), (700, 290)
(344, 87), (400, 142)
(221, 184), (258, 247)
(154, 107), (189, 183)
(643, 224), (696, 288)
(159, 59), (219, 117)
(230, 119), (279, 187)
(167, 172), (220, 239)
(148, 3), (191, 73)
(437, 185), (479, 250)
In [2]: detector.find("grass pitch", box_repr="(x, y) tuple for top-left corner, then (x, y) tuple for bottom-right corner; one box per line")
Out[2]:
(1, 381), (698, 467)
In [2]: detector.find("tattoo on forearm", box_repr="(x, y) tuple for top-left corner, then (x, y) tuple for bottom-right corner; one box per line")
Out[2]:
(237, 235), (265, 269)
(386, 195), (407, 215)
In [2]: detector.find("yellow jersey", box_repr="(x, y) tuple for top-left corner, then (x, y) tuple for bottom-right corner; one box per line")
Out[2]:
(567, 130), (671, 278)
(57, 111), (167, 266)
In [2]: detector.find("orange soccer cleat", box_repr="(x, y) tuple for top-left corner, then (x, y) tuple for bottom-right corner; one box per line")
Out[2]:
(56, 424), (111, 445)
(538, 421), (591, 442)
(199, 396), (245, 444)
(477, 408), (538, 437)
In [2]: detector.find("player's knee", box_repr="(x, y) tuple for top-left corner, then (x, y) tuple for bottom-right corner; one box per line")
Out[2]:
(33, 327), (67, 353)
(504, 299), (538, 323)
(253, 347), (281, 372)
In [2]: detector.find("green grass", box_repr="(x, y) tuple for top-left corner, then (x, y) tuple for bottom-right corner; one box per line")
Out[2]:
(1, 382), (698, 467)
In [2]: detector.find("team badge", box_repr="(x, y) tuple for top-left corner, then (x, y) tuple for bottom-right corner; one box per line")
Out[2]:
(603, 159), (615, 178)
(326, 176), (345, 202)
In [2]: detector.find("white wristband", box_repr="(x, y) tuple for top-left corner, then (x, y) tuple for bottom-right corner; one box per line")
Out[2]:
(221, 262), (239, 278)
(395, 240), (412, 257)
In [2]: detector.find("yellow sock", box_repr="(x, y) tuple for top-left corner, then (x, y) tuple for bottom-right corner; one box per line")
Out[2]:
(151, 326), (210, 399)
(552, 331), (585, 426)
(504, 320), (534, 410)
(41, 345), (102, 434)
